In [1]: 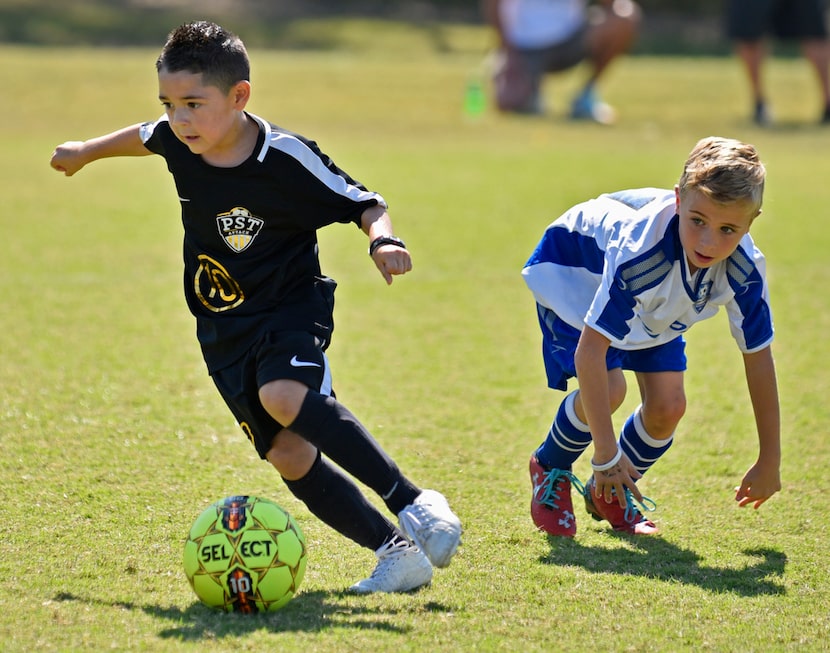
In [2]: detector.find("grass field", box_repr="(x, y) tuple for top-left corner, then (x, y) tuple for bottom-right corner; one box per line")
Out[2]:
(2, 19), (830, 652)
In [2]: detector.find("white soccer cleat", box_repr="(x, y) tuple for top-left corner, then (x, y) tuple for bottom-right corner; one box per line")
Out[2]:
(348, 536), (433, 594)
(398, 490), (462, 568)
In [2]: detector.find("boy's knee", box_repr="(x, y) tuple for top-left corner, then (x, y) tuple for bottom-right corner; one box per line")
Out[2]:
(609, 0), (642, 26)
(266, 430), (317, 481)
(590, 0), (641, 46)
(493, 52), (538, 113)
(258, 379), (308, 426)
(642, 396), (686, 435)
(608, 375), (628, 411)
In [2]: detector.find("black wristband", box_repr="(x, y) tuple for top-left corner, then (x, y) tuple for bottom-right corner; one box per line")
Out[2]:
(368, 235), (406, 256)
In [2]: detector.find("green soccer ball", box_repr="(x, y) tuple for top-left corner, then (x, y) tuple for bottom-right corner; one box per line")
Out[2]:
(183, 495), (307, 612)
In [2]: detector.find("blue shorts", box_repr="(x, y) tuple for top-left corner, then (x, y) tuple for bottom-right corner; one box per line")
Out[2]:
(536, 305), (687, 391)
(210, 330), (334, 459)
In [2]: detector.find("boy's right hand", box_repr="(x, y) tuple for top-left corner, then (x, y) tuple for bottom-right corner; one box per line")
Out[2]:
(592, 451), (643, 509)
(50, 141), (88, 176)
(371, 244), (412, 285)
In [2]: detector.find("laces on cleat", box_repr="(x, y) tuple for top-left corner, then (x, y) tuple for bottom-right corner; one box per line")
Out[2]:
(348, 536), (433, 594)
(529, 457), (584, 536)
(533, 468), (585, 510)
(583, 475), (658, 532)
(620, 488), (656, 524)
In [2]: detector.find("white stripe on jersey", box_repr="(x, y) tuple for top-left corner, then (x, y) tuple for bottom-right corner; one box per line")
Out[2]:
(249, 113), (388, 209)
(141, 113), (388, 211)
(139, 115), (167, 144)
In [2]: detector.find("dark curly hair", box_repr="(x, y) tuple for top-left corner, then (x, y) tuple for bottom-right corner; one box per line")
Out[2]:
(156, 21), (249, 94)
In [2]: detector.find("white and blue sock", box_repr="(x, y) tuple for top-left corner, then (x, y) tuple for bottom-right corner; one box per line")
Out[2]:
(534, 391), (593, 470)
(619, 407), (673, 475)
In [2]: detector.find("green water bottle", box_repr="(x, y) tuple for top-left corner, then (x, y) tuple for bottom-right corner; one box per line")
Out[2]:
(464, 76), (487, 118)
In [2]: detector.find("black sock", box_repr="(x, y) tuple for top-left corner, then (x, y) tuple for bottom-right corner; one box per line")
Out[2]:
(288, 392), (420, 515)
(283, 452), (397, 551)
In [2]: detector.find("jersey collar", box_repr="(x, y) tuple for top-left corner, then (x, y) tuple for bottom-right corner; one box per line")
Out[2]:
(246, 112), (271, 162)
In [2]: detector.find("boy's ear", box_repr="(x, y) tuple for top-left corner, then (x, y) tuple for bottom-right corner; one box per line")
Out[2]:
(231, 80), (252, 109)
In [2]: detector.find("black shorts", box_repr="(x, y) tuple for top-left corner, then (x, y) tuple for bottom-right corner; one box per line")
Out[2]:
(726, 0), (829, 40)
(210, 330), (334, 459)
(523, 24), (589, 74)
(493, 25), (588, 112)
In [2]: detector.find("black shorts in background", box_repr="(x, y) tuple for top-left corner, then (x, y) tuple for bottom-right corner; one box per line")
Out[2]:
(726, 0), (829, 41)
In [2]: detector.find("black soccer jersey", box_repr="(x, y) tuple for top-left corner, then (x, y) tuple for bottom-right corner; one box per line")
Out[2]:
(140, 113), (385, 372)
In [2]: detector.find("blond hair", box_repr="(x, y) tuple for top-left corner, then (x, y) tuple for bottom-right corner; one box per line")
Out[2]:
(678, 137), (765, 209)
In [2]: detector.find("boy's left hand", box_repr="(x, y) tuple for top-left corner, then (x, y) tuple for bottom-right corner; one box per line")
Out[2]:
(735, 460), (781, 509)
(372, 246), (412, 285)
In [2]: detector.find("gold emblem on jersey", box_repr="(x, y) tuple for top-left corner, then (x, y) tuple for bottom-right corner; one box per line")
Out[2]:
(194, 254), (245, 312)
(216, 206), (264, 253)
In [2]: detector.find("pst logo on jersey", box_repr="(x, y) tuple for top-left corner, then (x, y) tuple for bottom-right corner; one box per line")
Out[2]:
(216, 207), (264, 253)
(694, 280), (713, 313)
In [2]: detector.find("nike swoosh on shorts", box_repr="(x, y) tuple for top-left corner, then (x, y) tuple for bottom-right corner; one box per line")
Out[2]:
(289, 355), (321, 368)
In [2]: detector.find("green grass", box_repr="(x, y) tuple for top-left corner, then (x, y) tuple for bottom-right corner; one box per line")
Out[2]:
(3, 21), (830, 652)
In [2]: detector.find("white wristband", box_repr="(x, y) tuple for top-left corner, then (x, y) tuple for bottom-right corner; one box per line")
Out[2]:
(591, 447), (622, 472)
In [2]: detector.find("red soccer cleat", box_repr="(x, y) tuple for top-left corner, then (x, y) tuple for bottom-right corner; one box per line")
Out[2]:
(529, 456), (585, 537)
(583, 475), (659, 535)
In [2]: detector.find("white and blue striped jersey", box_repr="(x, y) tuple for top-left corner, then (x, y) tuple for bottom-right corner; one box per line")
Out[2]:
(521, 188), (774, 353)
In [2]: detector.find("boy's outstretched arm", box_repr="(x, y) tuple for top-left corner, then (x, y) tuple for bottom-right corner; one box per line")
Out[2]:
(574, 325), (643, 507)
(51, 124), (151, 177)
(737, 345), (782, 509)
(361, 203), (412, 285)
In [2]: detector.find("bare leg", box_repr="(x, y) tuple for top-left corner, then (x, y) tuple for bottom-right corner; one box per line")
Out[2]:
(572, 0), (641, 123)
(800, 38), (830, 121)
(584, 0), (642, 84)
(634, 371), (686, 440)
(735, 40), (771, 124)
(735, 40), (767, 103)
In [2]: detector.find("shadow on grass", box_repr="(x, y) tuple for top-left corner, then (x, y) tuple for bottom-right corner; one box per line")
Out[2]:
(539, 536), (786, 596)
(53, 589), (454, 639)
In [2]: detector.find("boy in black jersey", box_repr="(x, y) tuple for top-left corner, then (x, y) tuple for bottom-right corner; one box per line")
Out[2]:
(50, 21), (461, 594)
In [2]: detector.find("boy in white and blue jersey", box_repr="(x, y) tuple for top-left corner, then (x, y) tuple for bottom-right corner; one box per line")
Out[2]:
(522, 137), (781, 536)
